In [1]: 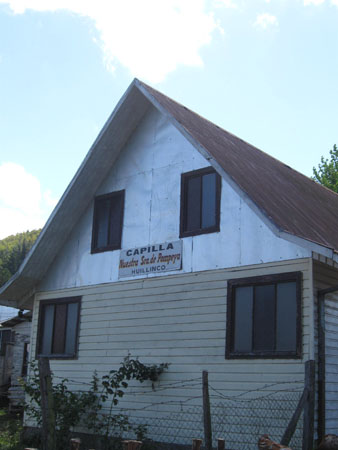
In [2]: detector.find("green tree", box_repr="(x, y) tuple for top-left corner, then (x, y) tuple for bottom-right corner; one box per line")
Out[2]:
(313, 144), (338, 192)
(0, 229), (41, 287)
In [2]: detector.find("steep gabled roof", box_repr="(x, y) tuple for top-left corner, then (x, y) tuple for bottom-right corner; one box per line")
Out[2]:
(1, 78), (338, 307)
(139, 81), (338, 251)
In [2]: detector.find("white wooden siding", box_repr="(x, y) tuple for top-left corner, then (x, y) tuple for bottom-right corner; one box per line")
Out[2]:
(313, 260), (338, 435)
(31, 258), (311, 447)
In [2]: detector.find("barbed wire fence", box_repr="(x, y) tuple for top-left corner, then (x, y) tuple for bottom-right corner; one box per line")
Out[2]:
(121, 382), (304, 450)
(24, 359), (314, 450)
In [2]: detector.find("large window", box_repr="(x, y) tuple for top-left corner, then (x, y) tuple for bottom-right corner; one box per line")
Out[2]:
(180, 167), (221, 237)
(37, 297), (81, 358)
(226, 272), (302, 359)
(91, 190), (125, 253)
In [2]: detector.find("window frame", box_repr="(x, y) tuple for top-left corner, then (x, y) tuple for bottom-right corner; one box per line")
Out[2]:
(37, 296), (81, 360)
(226, 272), (302, 360)
(91, 190), (125, 254)
(180, 167), (221, 238)
(0, 329), (12, 356)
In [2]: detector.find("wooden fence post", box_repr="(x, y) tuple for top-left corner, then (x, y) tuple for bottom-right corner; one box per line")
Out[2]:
(303, 360), (315, 450)
(202, 371), (212, 450)
(38, 357), (56, 450)
(192, 439), (203, 450)
(218, 438), (225, 450)
(70, 438), (81, 450)
(122, 440), (142, 450)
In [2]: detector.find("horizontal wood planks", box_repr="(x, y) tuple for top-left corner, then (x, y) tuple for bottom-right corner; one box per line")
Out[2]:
(30, 259), (312, 445)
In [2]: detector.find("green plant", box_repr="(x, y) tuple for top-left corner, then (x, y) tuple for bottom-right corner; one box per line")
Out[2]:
(0, 410), (22, 450)
(23, 356), (169, 450)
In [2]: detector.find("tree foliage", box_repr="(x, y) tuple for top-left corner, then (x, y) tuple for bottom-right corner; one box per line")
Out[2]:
(0, 229), (41, 287)
(313, 144), (338, 193)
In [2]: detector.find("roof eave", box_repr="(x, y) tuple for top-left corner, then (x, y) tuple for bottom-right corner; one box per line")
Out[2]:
(0, 79), (152, 306)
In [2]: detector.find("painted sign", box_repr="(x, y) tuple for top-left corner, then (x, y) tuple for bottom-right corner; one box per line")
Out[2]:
(119, 241), (182, 278)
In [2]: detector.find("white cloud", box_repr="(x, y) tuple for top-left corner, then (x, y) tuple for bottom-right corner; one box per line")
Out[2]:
(0, 162), (57, 239)
(254, 12), (278, 29)
(331, 0), (338, 6)
(214, 0), (239, 8)
(0, 0), (219, 83)
(303, 0), (325, 5)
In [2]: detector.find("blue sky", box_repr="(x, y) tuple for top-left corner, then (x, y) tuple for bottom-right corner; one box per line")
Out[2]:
(0, 0), (337, 239)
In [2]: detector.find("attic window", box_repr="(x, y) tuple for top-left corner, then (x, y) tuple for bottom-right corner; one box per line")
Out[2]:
(180, 167), (221, 238)
(91, 190), (125, 253)
(226, 272), (302, 359)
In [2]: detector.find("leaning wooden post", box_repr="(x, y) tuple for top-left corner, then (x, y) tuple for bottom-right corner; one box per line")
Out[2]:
(38, 357), (56, 450)
(202, 371), (212, 450)
(281, 386), (308, 446)
(192, 439), (203, 450)
(303, 360), (315, 450)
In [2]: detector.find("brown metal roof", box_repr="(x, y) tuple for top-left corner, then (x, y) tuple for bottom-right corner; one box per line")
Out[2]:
(140, 81), (338, 252)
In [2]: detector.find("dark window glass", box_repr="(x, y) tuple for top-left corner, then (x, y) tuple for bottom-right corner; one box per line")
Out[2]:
(52, 304), (67, 354)
(96, 199), (110, 248)
(254, 285), (275, 352)
(65, 302), (79, 355)
(21, 343), (29, 377)
(180, 168), (221, 237)
(41, 304), (54, 355)
(234, 286), (253, 352)
(202, 173), (217, 228)
(38, 297), (81, 358)
(276, 282), (297, 351)
(92, 190), (125, 253)
(0, 330), (11, 355)
(186, 176), (201, 232)
(227, 273), (301, 358)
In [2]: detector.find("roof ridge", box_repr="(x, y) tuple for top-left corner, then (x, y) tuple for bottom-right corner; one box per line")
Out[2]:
(138, 80), (338, 198)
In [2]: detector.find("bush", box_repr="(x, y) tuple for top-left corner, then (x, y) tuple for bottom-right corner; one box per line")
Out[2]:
(0, 409), (22, 450)
(23, 356), (169, 450)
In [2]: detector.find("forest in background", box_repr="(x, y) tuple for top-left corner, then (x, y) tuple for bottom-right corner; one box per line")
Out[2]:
(0, 229), (41, 288)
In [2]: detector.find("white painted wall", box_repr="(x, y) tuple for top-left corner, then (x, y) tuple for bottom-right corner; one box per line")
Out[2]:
(39, 107), (310, 292)
(32, 259), (310, 449)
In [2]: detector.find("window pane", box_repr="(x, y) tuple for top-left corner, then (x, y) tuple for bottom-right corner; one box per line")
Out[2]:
(254, 285), (275, 352)
(186, 176), (201, 231)
(96, 199), (110, 248)
(202, 173), (216, 228)
(41, 305), (54, 355)
(234, 286), (253, 352)
(52, 303), (67, 354)
(109, 194), (123, 247)
(276, 282), (297, 351)
(65, 302), (79, 355)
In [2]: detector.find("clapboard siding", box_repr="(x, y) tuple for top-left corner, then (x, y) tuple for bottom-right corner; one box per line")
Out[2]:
(313, 260), (338, 435)
(30, 258), (311, 446)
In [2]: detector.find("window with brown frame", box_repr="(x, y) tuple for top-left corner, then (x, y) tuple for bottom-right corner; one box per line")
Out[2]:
(37, 297), (81, 359)
(91, 190), (125, 253)
(0, 330), (11, 356)
(180, 167), (221, 238)
(226, 272), (302, 359)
